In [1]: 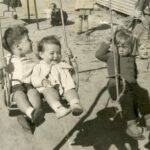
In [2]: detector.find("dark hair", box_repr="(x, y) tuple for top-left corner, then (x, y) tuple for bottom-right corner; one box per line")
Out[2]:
(38, 35), (61, 53)
(49, 3), (57, 8)
(114, 28), (134, 48)
(2, 25), (28, 53)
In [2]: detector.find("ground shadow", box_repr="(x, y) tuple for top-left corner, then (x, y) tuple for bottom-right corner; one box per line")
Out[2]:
(66, 20), (74, 26)
(48, 20), (74, 27)
(77, 24), (111, 36)
(53, 85), (108, 150)
(86, 24), (111, 35)
(21, 18), (46, 24)
(72, 107), (139, 150)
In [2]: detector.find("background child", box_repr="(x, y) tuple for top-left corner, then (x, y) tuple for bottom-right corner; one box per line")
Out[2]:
(31, 36), (83, 119)
(134, 0), (150, 18)
(46, 2), (68, 26)
(95, 28), (150, 140)
(75, 0), (94, 34)
(3, 0), (22, 19)
(2, 25), (44, 131)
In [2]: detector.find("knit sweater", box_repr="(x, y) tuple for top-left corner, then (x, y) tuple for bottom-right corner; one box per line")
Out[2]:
(95, 42), (138, 83)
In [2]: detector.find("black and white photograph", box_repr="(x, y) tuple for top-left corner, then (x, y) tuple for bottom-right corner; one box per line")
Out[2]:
(0, 0), (150, 149)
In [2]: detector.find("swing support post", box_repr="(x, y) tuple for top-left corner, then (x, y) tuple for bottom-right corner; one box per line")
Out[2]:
(58, 0), (71, 56)
(58, 0), (79, 90)
(33, 0), (39, 30)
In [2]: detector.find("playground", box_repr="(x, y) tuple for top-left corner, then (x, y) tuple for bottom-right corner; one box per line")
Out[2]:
(0, 0), (150, 150)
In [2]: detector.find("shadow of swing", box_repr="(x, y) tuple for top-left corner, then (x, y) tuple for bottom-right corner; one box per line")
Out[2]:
(52, 83), (146, 150)
(21, 18), (46, 25)
(53, 85), (108, 150)
(72, 107), (139, 150)
(78, 23), (111, 36)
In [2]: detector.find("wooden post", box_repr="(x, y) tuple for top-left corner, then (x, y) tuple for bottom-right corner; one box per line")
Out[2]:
(33, 0), (39, 30)
(27, 0), (30, 20)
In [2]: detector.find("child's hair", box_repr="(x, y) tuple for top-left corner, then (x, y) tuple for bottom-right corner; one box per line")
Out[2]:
(49, 3), (57, 9)
(38, 35), (61, 53)
(114, 28), (134, 50)
(3, 25), (28, 53)
(114, 28), (134, 47)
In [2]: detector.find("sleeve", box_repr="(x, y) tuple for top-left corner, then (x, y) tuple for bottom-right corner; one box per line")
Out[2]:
(95, 42), (110, 62)
(31, 64), (45, 88)
(60, 69), (76, 92)
(51, 66), (76, 93)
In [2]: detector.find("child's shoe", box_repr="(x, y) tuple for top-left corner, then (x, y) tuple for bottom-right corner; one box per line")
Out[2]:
(55, 106), (71, 119)
(52, 102), (71, 119)
(17, 115), (34, 134)
(70, 99), (83, 116)
(31, 108), (45, 126)
(126, 120), (145, 140)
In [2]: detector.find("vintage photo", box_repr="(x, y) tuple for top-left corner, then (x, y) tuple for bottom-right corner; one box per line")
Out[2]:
(0, 0), (150, 149)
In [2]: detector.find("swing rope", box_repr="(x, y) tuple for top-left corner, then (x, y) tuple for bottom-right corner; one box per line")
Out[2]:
(58, 0), (79, 90)
(108, 0), (126, 119)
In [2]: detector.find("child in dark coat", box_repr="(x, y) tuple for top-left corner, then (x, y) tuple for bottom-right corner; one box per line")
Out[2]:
(46, 2), (68, 26)
(95, 28), (150, 140)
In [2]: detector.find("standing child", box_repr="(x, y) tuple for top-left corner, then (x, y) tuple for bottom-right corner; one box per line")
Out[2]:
(95, 28), (150, 140)
(2, 25), (44, 131)
(134, 0), (150, 18)
(3, 0), (22, 19)
(75, 0), (94, 34)
(31, 36), (83, 119)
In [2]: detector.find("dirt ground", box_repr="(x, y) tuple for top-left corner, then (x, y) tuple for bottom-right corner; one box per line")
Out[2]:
(0, 0), (150, 150)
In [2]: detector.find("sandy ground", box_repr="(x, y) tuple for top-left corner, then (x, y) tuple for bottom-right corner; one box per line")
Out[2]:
(0, 1), (150, 150)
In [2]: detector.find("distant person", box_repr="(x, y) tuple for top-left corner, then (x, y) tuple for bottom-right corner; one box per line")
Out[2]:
(46, 2), (68, 26)
(134, 0), (150, 18)
(75, 0), (94, 34)
(95, 28), (150, 140)
(3, 0), (22, 19)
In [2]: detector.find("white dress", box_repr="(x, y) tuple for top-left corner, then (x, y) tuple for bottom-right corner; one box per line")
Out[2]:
(31, 61), (76, 95)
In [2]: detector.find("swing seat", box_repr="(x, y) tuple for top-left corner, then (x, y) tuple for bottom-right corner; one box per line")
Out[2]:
(4, 91), (22, 116)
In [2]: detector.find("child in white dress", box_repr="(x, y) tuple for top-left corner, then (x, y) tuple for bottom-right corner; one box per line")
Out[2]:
(31, 36), (83, 119)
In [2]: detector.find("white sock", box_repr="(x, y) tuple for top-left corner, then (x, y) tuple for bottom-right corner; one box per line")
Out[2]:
(51, 102), (62, 112)
(25, 107), (34, 119)
(70, 99), (80, 105)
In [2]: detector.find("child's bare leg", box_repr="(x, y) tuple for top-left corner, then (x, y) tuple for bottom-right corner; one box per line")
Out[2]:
(27, 88), (44, 124)
(27, 89), (42, 109)
(13, 91), (33, 115)
(64, 88), (83, 116)
(84, 15), (89, 31)
(12, 8), (18, 19)
(42, 87), (71, 118)
(14, 91), (35, 132)
(76, 16), (83, 34)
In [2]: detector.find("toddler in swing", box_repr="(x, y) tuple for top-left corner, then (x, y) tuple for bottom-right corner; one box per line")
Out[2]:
(95, 28), (150, 140)
(31, 35), (83, 119)
(2, 25), (44, 131)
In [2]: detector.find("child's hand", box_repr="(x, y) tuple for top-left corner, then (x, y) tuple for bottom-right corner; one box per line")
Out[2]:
(0, 58), (7, 69)
(41, 79), (52, 87)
